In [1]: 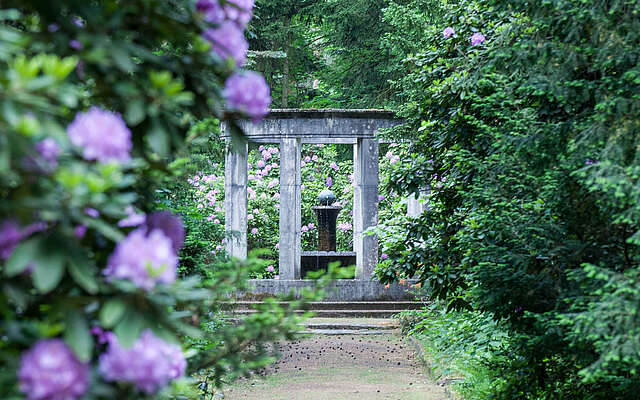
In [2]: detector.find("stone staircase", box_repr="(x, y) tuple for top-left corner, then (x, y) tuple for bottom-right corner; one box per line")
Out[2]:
(227, 301), (423, 319)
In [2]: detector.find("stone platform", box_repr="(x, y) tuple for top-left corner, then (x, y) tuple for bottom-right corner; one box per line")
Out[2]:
(237, 279), (417, 301)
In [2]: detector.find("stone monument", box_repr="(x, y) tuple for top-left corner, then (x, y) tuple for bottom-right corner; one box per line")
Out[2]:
(300, 189), (356, 277)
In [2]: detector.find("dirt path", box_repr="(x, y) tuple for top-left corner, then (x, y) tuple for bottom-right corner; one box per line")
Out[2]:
(223, 330), (448, 400)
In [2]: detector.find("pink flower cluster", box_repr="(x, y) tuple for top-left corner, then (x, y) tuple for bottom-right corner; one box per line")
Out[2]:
(67, 107), (132, 163)
(103, 226), (178, 290)
(385, 151), (400, 164)
(442, 26), (486, 46)
(0, 220), (46, 260)
(99, 330), (186, 394)
(18, 339), (89, 400)
(301, 223), (315, 234)
(223, 71), (272, 122)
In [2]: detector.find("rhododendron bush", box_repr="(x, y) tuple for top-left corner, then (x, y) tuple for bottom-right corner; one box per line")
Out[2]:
(162, 139), (406, 278)
(0, 1), (320, 399)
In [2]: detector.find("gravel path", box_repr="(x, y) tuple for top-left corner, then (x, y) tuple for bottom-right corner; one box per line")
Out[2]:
(223, 331), (447, 400)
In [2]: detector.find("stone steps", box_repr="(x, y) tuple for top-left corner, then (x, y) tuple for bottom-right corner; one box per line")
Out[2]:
(227, 301), (423, 311)
(301, 318), (400, 335)
(235, 309), (407, 318)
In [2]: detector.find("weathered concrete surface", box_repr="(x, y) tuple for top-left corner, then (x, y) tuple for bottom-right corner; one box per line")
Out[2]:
(407, 188), (430, 218)
(354, 138), (379, 280)
(221, 109), (402, 144)
(237, 279), (417, 301)
(279, 138), (302, 279)
(224, 140), (248, 259)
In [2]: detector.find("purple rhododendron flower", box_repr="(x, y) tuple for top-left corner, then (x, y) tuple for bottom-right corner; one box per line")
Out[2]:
(325, 177), (333, 187)
(470, 32), (486, 45)
(329, 162), (339, 171)
(74, 224), (87, 239)
(196, 0), (225, 24)
(203, 22), (248, 66)
(47, 23), (60, 33)
(69, 40), (83, 50)
(311, 155), (318, 161)
(72, 16), (84, 28)
(256, 159), (266, 168)
(19, 339), (89, 400)
(35, 138), (61, 168)
(223, 71), (271, 122)
(143, 211), (185, 253)
(67, 107), (132, 163)
(196, 0), (254, 28)
(84, 207), (99, 218)
(104, 227), (178, 290)
(251, 227), (259, 234)
(222, 0), (254, 28)
(442, 27), (455, 38)
(118, 206), (146, 228)
(381, 253), (389, 260)
(0, 220), (22, 260)
(301, 226), (309, 233)
(99, 330), (186, 394)
(0, 220), (46, 260)
(266, 265), (275, 273)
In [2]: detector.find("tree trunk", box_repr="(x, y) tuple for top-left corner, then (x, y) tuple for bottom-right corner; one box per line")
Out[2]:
(282, 18), (290, 108)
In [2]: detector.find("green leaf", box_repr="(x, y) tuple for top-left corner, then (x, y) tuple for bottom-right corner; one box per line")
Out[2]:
(114, 309), (145, 347)
(100, 299), (127, 328)
(147, 121), (169, 157)
(111, 46), (136, 73)
(4, 237), (41, 277)
(68, 256), (99, 294)
(64, 311), (93, 362)
(32, 247), (65, 293)
(85, 218), (124, 242)
(125, 99), (146, 126)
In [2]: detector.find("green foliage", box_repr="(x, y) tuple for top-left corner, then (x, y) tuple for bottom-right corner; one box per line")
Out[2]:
(375, 0), (640, 398)
(0, 2), (331, 399)
(249, 0), (322, 108)
(399, 303), (509, 398)
(161, 139), (405, 278)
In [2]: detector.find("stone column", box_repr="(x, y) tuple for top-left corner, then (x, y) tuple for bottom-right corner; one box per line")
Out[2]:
(224, 140), (248, 259)
(353, 138), (379, 280)
(407, 188), (429, 217)
(279, 138), (302, 280)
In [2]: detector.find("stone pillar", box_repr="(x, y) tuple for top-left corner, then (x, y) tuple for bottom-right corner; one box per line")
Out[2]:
(224, 140), (248, 259)
(279, 138), (302, 280)
(353, 138), (379, 280)
(407, 188), (429, 217)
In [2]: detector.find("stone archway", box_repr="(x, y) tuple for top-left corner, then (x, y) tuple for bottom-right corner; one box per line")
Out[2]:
(222, 109), (411, 300)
